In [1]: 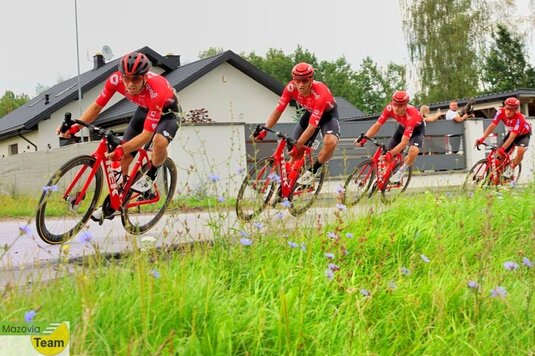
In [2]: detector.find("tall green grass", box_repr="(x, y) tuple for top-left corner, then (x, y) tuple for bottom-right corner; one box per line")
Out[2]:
(1, 186), (534, 355)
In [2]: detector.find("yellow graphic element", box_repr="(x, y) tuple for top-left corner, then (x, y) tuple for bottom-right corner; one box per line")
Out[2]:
(30, 322), (69, 356)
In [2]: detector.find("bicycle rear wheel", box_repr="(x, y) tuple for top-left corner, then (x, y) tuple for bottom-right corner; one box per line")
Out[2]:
(463, 159), (488, 191)
(288, 163), (326, 216)
(342, 159), (374, 207)
(381, 163), (412, 204)
(121, 157), (177, 235)
(236, 157), (278, 222)
(35, 155), (103, 244)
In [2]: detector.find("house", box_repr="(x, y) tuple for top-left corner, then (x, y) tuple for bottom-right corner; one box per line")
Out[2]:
(0, 47), (306, 157)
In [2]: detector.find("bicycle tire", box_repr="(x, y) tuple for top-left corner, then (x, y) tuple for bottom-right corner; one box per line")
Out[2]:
(288, 163), (326, 216)
(342, 159), (374, 207)
(463, 159), (488, 191)
(35, 155), (103, 244)
(381, 163), (412, 204)
(236, 157), (278, 222)
(121, 157), (177, 235)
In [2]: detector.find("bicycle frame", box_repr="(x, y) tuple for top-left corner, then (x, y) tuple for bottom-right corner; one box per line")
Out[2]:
(484, 145), (512, 185)
(262, 127), (314, 198)
(63, 121), (159, 212)
(366, 138), (403, 191)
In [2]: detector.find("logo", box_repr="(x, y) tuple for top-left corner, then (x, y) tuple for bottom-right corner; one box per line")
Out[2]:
(0, 321), (69, 355)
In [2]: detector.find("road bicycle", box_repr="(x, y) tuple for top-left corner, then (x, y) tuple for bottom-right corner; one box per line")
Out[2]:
(235, 126), (326, 221)
(463, 142), (521, 191)
(35, 113), (178, 244)
(342, 134), (412, 206)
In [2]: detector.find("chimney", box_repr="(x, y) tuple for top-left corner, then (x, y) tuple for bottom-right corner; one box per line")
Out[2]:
(93, 53), (106, 70)
(165, 53), (181, 68)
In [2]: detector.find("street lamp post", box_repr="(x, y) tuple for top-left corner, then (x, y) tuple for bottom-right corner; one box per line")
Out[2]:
(74, 0), (84, 142)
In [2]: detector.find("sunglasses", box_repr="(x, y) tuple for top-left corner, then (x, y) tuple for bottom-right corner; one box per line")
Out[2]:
(122, 75), (144, 84)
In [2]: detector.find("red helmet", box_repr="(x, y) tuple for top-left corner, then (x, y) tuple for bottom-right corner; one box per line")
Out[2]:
(292, 62), (314, 80)
(118, 52), (151, 76)
(392, 90), (410, 105)
(504, 97), (520, 109)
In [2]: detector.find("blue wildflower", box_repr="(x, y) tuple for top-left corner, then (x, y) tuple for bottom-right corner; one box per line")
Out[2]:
(420, 254), (430, 263)
(360, 289), (371, 297)
(335, 185), (345, 194)
(504, 261), (519, 271)
(327, 232), (337, 239)
(490, 286), (507, 298)
(288, 241), (298, 248)
(253, 222), (263, 230)
(19, 225), (32, 236)
(335, 203), (347, 211)
(236, 167), (245, 175)
(388, 281), (397, 290)
(345, 232), (354, 239)
(77, 230), (92, 244)
(150, 269), (161, 279)
(325, 269), (334, 280)
(400, 267), (411, 276)
(324, 252), (335, 260)
(328, 263), (340, 271)
(239, 231), (249, 237)
(240, 238), (252, 246)
(522, 257), (533, 268)
(467, 281), (479, 289)
(275, 212), (284, 219)
(208, 173), (220, 182)
(300, 243), (306, 252)
(217, 195), (225, 203)
(24, 310), (37, 323)
(280, 199), (291, 208)
(267, 173), (281, 184)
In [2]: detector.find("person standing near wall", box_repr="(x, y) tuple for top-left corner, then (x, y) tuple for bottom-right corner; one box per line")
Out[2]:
(445, 100), (475, 154)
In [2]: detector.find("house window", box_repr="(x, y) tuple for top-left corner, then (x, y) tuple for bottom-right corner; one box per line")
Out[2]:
(8, 143), (18, 155)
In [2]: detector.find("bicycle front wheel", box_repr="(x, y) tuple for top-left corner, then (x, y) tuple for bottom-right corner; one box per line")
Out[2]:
(288, 164), (326, 217)
(463, 159), (488, 191)
(121, 157), (177, 235)
(381, 163), (412, 204)
(236, 157), (278, 222)
(35, 155), (103, 244)
(342, 159), (374, 207)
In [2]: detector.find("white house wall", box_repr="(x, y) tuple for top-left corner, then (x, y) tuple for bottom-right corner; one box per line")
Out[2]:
(0, 131), (39, 158)
(179, 62), (296, 124)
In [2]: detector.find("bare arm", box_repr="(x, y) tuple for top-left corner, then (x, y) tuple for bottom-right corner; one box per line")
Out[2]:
(364, 121), (382, 139)
(265, 109), (283, 129)
(480, 123), (497, 140)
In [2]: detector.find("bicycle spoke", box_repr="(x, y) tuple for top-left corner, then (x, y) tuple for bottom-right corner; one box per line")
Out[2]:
(343, 160), (374, 207)
(463, 159), (488, 192)
(236, 157), (277, 221)
(121, 158), (177, 235)
(381, 164), (412, 204)
(288, 162), (325, 216)
(35, 156), (103, 244)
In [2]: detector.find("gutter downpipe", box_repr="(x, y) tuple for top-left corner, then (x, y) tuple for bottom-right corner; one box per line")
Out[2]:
(17, 130), (38, 151)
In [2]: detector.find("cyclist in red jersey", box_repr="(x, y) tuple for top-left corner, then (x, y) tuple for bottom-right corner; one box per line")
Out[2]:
(253, 62), (340, 185)
(355, 91), (425, 183)
(58, 51), (180, 220)
(475, 97), (531, 178)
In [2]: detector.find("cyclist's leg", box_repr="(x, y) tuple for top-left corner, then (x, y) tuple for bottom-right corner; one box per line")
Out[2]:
(122, 107), (147, 174)
(317, 107), (340, 165)
(405, 124), (425, 166)
(510, 134), (530, 167)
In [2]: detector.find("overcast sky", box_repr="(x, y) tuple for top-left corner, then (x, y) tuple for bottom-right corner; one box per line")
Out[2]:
(2, 0), (533, 98)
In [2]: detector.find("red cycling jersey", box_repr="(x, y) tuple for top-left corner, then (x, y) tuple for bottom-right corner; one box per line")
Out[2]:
(491, 108), (531, 136)
(96, 71), (176, 132)
(275, 81), (336, 127)
(377, 104), (423, 138)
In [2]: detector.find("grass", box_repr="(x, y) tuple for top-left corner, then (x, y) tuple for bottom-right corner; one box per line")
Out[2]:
(1, 185), (534, 354)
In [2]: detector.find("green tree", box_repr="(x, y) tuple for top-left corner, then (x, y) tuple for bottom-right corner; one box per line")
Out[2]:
(400, 0), (489, 102)
(0, 91), (29, 118)
(483, 23), (535, 92)
(198, 47), (225, 59)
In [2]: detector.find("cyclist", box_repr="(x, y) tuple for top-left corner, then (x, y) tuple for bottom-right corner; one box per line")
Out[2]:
(253, 62), (340, 185)
(475, 97), (531, 178)
(58, 51), (180, 220)
(355, 90), (424, 183)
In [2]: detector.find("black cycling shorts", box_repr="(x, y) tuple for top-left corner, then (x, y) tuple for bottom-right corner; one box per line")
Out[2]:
(292, 104), (341, 145)
(387, 123), (425, 151)
(123, 101), (180, 143)
(503, 132), (531, 151)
